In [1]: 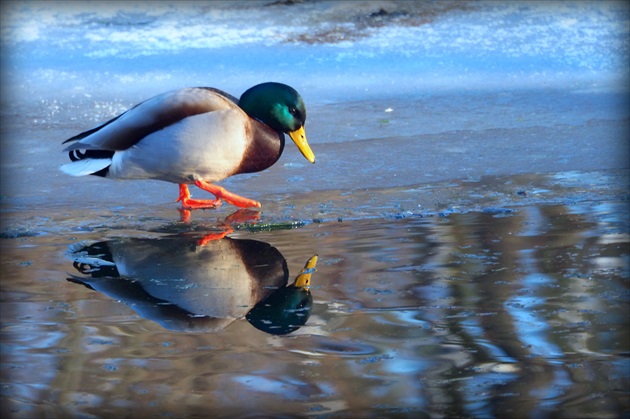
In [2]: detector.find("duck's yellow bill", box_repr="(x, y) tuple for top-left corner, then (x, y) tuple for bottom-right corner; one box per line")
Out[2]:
(289, 126), (315, 163)
(293, 255), (318, 288)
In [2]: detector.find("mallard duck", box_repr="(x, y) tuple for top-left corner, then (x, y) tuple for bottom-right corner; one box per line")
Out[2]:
(60, 82), (315, 209)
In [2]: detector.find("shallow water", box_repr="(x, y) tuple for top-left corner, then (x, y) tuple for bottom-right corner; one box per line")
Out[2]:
(2, 1), (629, 417)
(2, 181), (629, 418)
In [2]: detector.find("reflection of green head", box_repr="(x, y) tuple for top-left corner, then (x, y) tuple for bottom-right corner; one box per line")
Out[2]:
(246, 254), (317, 335)
(246, 286), (313, 335)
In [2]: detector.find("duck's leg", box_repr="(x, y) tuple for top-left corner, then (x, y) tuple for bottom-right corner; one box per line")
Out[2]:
(176, 184), (222, 209)
(194, 180), (262, 208)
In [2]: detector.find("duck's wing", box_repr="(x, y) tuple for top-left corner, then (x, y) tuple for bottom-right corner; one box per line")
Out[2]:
(63, 87), (238, 152)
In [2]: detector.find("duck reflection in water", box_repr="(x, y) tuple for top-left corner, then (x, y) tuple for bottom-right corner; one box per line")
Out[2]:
(66, 211), (317, 335)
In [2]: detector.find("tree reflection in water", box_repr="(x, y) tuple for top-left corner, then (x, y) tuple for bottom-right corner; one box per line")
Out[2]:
(1, 202), (627, 418)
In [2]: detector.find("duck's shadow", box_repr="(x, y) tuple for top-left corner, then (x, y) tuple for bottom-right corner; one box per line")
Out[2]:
(66, 210), (317, 335)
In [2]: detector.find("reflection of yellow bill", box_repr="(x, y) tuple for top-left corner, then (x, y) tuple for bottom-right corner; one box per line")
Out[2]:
(289, 126), (315, 163)
(294, 255), (318, 288)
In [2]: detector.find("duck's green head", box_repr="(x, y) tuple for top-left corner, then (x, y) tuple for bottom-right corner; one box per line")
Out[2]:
(239, 82), (315, 163)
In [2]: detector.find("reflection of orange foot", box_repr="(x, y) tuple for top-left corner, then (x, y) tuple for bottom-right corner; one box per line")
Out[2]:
(197, 230), (232, 246)
(224, 209), (261, 225)
(194, 210), (261, 246)
(178, 208), (192, 223)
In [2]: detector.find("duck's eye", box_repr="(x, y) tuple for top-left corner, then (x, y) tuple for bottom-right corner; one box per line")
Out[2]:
(289, 107), (297, 116)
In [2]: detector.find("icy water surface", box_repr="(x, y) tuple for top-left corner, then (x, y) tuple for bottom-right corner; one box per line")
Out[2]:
(1, 1), (629, 417)
(2, 175), (629, 418)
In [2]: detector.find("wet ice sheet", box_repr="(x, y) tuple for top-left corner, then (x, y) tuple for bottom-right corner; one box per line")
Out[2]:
(1, 200), (628, 418)
(1, 169), (628, 237)
(1, 2), (629, 417)
(1, 88), (628, 213)
(2, 0), (628, 94)
(2, 1), (628, 212)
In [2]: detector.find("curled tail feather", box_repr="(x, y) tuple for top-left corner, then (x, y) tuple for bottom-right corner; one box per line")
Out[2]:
(60, 158), (112, 177)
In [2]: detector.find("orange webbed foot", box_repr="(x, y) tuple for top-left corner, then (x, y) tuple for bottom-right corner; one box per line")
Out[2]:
(176, 183), (261, 210)
(194, 180), (261, 208)
(176, 184), (222, 209)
